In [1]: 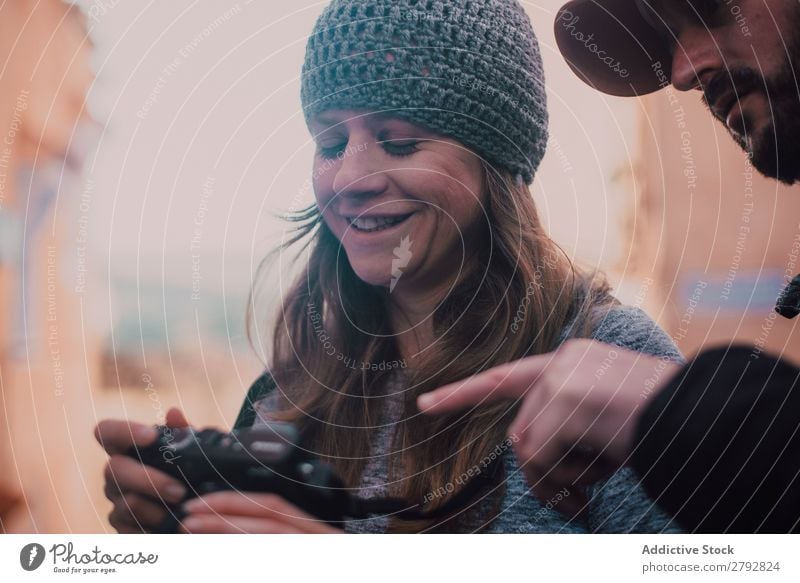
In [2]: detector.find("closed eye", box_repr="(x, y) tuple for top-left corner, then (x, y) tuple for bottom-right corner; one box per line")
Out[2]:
(378, 138), (420, 157)
(317, 142), (348, 159)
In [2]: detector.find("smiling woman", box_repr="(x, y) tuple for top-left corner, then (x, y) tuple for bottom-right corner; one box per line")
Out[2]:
(98, 0), (684, 535)
(308, 111), (486, 298)
(230, 0), (684, 534)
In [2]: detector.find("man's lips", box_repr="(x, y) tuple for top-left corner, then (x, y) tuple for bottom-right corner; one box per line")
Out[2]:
(710, 89), (736, 120)
(726, 97), (749, 138)
(710, 88), (753, 135)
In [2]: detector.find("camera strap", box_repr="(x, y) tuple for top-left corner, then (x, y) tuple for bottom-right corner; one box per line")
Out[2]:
(347, 453), (504, 521)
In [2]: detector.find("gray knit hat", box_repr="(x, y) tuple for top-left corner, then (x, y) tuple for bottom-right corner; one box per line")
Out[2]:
(301, 0), (549, 184)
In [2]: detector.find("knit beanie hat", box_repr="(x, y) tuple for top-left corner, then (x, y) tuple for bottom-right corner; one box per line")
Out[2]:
(300, 0), (549, 185)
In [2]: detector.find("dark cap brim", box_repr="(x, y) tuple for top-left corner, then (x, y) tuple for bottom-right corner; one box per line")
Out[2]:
(554, 0), (673, 97)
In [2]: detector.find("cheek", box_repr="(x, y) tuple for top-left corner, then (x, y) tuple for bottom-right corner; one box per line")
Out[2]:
(415, 181), (484, 246)
(441, 157), (486, 226)
(442, 181), (486, 232)
(401, 159), (484, 212)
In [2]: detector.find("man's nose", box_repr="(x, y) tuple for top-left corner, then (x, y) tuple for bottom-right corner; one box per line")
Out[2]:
(331, 141), (389, 201)
(670, 27), (723, 92)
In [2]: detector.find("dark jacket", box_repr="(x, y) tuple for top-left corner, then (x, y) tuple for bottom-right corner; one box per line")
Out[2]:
(631, 345), (800, 533)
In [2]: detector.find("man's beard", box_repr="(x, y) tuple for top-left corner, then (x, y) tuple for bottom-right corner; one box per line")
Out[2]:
(701, 40), (800, 184)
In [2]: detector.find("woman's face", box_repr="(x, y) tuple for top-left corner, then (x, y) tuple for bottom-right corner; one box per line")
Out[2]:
(309, 110), (486, 295)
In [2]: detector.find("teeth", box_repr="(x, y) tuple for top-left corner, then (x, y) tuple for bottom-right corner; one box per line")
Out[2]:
(350, 215), (407, 231)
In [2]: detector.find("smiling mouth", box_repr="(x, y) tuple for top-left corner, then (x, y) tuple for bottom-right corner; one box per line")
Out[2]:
(711, 89), (753, 133)
(346, 213), (414, 233)
(711, 91), (735, 121)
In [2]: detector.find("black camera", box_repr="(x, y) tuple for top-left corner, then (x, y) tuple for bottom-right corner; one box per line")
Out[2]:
(776, 273), (800, 319)
(127, 423), (352, 532)
(127, 422), (503, 533)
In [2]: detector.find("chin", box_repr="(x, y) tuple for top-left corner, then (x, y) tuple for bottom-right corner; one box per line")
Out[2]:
(739, 90), (800, 184)
(349, 262), (393, 289)
(748, 127), (800, 185)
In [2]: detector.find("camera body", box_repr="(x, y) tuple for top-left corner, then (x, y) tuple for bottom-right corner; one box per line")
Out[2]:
(128, 423), (351, 532)
(776, 273), (800, 319)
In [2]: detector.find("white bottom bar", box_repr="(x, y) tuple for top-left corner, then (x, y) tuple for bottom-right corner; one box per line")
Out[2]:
(0, 534), (796, 582)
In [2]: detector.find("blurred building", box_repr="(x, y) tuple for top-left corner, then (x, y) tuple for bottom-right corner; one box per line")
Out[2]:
(0, 0), (93, 532)
(634, 88), (800, 365)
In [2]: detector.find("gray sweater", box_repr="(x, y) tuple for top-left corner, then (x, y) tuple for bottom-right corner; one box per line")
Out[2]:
(250, 305), (685, 533)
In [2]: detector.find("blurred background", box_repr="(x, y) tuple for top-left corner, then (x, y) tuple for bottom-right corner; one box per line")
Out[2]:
(1, 0), (798, 532)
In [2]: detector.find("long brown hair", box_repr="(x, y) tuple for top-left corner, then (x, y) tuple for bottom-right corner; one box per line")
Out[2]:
(249, 158), (615, 532)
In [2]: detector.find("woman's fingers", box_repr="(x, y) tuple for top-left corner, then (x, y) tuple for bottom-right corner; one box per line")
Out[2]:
(104, 455), (186, 504)
(184, 492), (299, 518)
(108, 494), (171, 533)
(108, 493), (170, 533)
(182, 492), (343, 533)
(95, 409), (190, 457)
(94, 419), (157, 455)
(165, 407), (190, 428)
(97, 412), (196, 533)
(180, 514), (304, 534)
(184, 491), (319, 522)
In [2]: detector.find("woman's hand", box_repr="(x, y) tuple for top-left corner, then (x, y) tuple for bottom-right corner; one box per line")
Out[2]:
(180, 491), (344, 534)
(95, 408), (191, 533)
(416, 339), (681, 516)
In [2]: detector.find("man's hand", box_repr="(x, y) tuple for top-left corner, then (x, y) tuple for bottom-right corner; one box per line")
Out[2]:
(180, 492), (344, 534)
(95, 408), (191, 533)
(417, 339), (681, 516)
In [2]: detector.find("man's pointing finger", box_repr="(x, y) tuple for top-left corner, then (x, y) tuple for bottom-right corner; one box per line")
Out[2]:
(417, 354), (553, 414)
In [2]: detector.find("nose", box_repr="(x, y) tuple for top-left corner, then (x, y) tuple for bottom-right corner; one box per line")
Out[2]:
(670, 26), (723, 92)
(331, 140), (389, 203)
